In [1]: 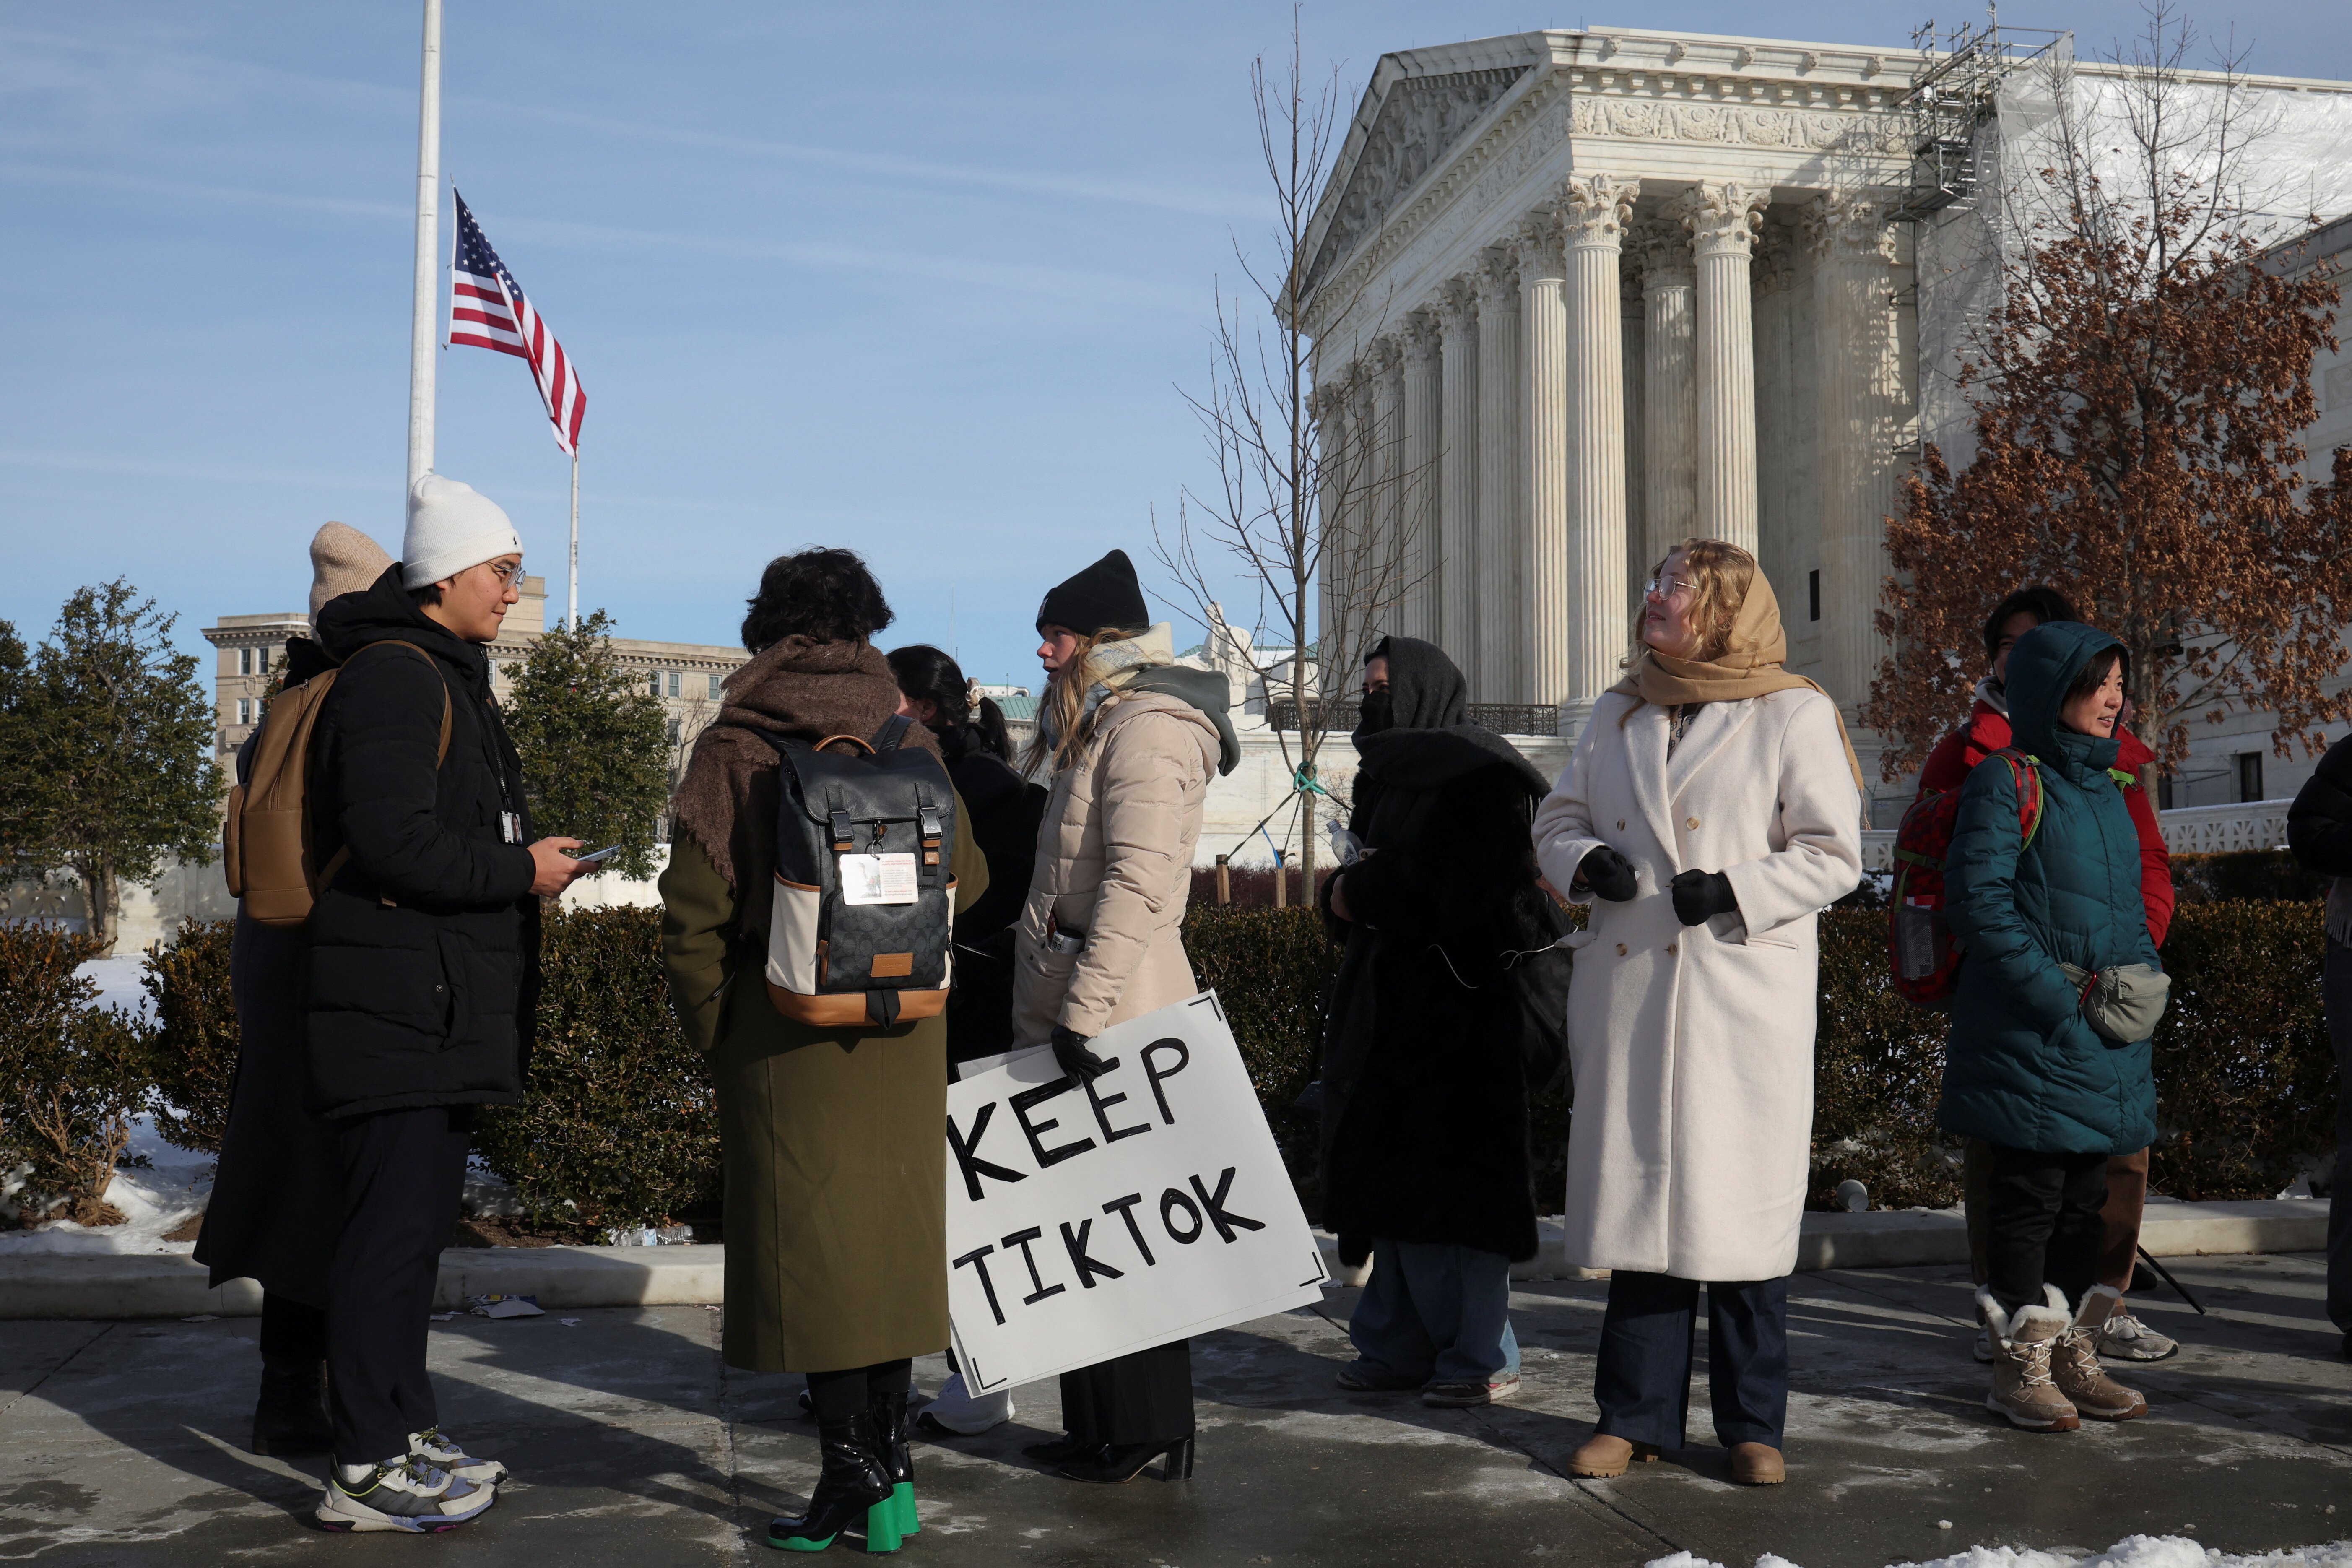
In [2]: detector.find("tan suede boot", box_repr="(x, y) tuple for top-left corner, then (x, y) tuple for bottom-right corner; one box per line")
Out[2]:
(1980, 1287), (2079, 1431)
(1569, 1432), (1662, 1478)
(2051, 1285), (2149, 1420)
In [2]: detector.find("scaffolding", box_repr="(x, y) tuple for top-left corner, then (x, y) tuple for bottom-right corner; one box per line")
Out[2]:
(1889, 9), (2068, 224)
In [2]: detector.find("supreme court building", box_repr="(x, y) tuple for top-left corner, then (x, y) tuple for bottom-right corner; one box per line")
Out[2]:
(1299, 27), (2352, 807)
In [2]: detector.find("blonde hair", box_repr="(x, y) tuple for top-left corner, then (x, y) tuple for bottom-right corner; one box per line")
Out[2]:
(1631, 537), (1757, 668)
(1620, 538), (1758, 724)
(1022, 628), (1137, 776)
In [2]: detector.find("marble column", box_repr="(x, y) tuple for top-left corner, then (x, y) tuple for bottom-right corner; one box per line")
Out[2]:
(1517, 213), (1571, 707)
(1679, 182), (1770, 553)
(1367, 336), (1405, 642)
(1808, 192), (1904, 714)
(1348, 372), (1380, 662)
(1558, 174), (1639, 722)
(1750, 226), (1801, 619)
(1437, 277), (1482, 685)
(1400, 312), (1444, 647)
(1635, 217), (1697, 574)
(1474, 247), (1523, 705)
(1620, 253), (1647, 619)
(1309, 376), (1351, 694)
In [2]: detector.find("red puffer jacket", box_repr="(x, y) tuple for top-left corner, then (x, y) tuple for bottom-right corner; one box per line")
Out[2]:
(1918, 697), (2174, 947)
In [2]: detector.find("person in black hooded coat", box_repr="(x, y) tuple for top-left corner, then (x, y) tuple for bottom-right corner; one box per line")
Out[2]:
(1318, 636), (1566, 1408)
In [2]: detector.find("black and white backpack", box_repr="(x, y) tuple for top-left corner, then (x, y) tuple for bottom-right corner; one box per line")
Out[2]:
(749, 715), (959, 1028)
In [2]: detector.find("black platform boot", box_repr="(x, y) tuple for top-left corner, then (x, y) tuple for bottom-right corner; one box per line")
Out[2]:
(868, 1389), (917, 1538)
(251, 1355), (333, 1457)
(768, 1413), (899, 1553)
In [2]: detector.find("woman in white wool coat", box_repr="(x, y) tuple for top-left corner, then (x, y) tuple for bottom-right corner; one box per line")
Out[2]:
(1532, 538), (1862, 1487)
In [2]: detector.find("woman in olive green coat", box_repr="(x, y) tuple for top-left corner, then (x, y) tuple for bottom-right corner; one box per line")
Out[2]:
(660, 549), (985, 1550)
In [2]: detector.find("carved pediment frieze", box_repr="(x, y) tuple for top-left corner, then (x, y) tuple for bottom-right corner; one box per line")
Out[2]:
(1308, 66), (1531, 291)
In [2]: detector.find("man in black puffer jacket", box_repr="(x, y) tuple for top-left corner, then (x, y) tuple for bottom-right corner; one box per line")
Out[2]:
(302, 474), (597, 1534)
(2287, 737), (2352, 1363)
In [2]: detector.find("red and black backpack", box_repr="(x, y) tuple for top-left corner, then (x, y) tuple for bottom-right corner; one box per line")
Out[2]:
(1888, 748), (2044, 1006)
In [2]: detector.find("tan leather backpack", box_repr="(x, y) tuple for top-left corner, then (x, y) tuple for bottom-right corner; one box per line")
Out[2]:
(222, 641), (451, 927)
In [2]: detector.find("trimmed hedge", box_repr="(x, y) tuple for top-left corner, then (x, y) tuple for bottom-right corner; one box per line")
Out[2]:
(0, 925), (149, 1225)
(1809, 902), (2342, 1207)
(2146, 901), (2336, 1200)
(470, 907), (721, 1231)
(142, 919), (238, 1155)
(30, 894), (2336, 1231)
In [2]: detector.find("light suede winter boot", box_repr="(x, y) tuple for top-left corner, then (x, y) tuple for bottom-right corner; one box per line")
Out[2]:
(1979, 1287), (2079, 1431)
(2051, 1285), (2149, 1421)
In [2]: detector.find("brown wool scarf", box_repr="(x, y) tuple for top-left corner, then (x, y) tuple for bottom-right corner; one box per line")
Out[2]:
(1612, 571), (1866, 790)
(668, 637), (939, 908)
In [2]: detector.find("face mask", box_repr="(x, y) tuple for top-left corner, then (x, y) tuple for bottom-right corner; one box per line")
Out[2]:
(1356, 689), (1394, 735)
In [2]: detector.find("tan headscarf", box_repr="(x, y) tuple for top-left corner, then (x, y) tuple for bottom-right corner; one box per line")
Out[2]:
(1611, 571), (1866, 790)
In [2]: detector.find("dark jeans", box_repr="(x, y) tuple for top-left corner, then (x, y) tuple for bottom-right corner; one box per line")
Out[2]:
(2323, 941), (2352, 1333)
(1346, 1238), (1520, 1386)
(1592, 1272), (1787, 1451)
(327, 1107), (472, 1468)
(1984, 1144), (2108, 1317)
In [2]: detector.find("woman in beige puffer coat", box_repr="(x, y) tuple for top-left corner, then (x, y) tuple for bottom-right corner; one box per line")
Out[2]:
(1009, 549), (1238, 1486)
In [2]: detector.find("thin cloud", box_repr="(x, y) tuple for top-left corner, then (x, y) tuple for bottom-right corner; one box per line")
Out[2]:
(0, 448), (378, 491)
(460, 97), (1259, 221)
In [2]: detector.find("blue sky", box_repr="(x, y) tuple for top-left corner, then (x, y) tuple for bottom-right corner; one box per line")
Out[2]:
(4, 1), (2346, 692)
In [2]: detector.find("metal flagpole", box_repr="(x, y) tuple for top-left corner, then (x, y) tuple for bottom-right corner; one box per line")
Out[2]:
(568, 448), (580, 631)
(405, 0), (444, 496)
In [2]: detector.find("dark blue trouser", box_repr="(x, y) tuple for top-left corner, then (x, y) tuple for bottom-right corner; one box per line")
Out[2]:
(1592, 1271), (1788, 1451)
(1346, 1238), (1521, 1386)
(2322, 941), (2352, 1334)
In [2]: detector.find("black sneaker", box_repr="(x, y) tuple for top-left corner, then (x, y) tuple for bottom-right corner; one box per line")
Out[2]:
(314, 1456), (494, 1533)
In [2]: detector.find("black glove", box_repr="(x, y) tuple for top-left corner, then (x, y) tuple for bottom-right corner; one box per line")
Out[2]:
(1050, 1025), (1112, 1084)
(1671, 869), (1739, 927)
(1575, 845), (1639, 902)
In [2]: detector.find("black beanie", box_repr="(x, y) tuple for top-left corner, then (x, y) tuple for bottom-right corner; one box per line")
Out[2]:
(1037, 549), (1151, 637)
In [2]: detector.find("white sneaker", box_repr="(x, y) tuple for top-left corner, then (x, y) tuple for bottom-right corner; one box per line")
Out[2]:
(315, 1455), (493, 1533)
(411, 1427), (509, 1487)
(2096, 1311), (2180, 1362)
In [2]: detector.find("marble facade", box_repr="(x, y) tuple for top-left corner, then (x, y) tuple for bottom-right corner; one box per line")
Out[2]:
(1302, 29), (1926, 757)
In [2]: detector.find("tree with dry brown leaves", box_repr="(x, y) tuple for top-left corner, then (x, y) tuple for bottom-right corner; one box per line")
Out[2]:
(1867, 14), (2352, 783)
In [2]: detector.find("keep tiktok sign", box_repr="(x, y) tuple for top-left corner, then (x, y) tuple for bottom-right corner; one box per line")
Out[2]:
(943, 993), (1328, 1393)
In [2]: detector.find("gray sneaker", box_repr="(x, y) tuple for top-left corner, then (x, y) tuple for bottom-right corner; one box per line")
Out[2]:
(315, 1456), (493, 1533)
(410, 1427), (509, 1487)
(1423, 1373), (1520, 1408)
(2095, 1311), (2180, 1362)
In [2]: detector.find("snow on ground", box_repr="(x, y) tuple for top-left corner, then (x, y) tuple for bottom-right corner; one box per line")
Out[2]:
(0, 1113), (210, 1257)
(76, 954), (153, 1020)
(1650, 1537), (2352, 1568)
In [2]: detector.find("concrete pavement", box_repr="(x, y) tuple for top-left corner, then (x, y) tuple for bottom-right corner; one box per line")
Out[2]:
(3, 1255), (2346, 1567)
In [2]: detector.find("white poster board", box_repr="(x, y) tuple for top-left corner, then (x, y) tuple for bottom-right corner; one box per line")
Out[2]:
(943, 992), (1328, 1394)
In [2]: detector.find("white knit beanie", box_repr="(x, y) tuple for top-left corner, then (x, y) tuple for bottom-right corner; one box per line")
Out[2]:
(401, 473), (522, 589)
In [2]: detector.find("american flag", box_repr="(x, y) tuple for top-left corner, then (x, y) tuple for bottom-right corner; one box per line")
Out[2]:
(448, 189), (586, 455)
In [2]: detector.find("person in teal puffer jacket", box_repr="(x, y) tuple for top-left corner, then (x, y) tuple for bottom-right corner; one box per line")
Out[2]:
(1941, 619), (2162, 1433)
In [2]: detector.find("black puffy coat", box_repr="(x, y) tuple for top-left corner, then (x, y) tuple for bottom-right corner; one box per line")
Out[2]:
(937, 726), (1047, 1066)
(1318, 724), (1563, 1263)
(2289, 733), (2352, 878)
(304, 568), (539, 1118)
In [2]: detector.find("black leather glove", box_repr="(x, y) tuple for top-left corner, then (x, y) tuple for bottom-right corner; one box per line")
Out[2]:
(1671, 869), (1739, 927)
(1050, 1025), (1112, 1084)
(1574, 845), (1639, 902)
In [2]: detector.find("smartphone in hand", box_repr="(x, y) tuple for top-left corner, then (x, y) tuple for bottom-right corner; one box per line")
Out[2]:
(572, 845), (621, 865)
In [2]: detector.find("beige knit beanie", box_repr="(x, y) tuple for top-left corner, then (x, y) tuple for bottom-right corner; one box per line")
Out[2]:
(309, 522), (395, 618)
